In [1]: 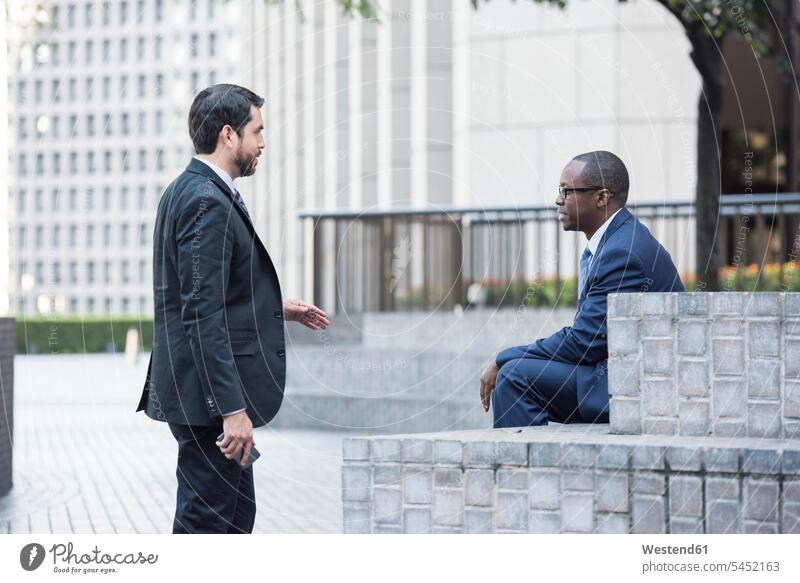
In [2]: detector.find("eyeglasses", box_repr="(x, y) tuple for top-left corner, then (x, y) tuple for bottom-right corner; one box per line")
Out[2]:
(557, 185), (613, 200)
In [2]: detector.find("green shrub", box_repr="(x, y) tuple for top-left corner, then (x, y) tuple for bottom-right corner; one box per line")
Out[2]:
(15, 317), (154, 355)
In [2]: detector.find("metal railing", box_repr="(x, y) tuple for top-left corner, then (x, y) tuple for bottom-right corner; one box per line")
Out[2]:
(299, 193), (800, 313)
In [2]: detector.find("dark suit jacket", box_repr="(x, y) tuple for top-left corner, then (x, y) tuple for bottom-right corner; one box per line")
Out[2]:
(496, 206), (684, 421)
(136, 158), (286, 427)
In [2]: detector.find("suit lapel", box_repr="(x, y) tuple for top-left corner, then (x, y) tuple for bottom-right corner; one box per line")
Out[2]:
(584, 207), (634, 294)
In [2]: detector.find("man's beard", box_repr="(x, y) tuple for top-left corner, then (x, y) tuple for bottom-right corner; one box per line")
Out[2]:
(233, 149), (258, 177)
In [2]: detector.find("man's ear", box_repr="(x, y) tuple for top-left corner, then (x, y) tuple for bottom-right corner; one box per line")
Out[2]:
(596, 188), (611, 208)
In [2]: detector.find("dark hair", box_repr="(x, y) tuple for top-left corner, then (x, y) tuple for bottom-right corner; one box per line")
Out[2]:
(188, 84), (265, 154)
(571, 150), (629, 205)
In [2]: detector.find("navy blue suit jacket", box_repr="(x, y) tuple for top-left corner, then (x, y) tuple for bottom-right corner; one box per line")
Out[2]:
(495, 206), (684, 422)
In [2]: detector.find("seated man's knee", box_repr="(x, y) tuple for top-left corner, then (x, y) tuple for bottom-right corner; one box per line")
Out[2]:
(492, 361), (522, 405)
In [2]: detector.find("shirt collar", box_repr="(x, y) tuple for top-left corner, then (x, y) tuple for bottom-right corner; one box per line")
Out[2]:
(193, 155), (236, 195)
(585, 208), (623, 257)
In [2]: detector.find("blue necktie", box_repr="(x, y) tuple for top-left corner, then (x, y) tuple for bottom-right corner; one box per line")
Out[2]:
(578, 247), (592, 298)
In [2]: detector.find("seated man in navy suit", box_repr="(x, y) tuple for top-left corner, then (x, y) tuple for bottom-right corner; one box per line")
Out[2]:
(480, 151), (684, 428)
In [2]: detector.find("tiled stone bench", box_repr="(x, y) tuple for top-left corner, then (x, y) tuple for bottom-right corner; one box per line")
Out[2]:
(342, 425), (800, 533)
(608, 292), (800, 438)
(342, 293), (800, 533)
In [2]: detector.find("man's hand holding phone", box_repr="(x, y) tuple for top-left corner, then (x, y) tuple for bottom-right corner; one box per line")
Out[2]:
(216, 410), (256, 467)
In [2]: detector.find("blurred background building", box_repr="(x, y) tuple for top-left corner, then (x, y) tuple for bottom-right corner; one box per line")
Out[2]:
(6, 0), (249, 317)
(3, 0), (799, 318)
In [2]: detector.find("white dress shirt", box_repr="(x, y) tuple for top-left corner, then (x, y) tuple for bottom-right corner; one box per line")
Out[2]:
(194, 155), (237, 195)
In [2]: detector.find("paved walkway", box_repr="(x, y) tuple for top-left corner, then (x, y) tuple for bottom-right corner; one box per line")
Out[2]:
(0, 354), (350, 533)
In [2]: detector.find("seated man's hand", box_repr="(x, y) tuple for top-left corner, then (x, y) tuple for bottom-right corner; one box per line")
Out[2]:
(480, 361), (499, 412)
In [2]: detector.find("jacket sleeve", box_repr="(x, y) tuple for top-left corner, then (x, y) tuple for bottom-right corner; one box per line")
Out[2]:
(175, 186), (247, 415)
(496, 247), (647, 368)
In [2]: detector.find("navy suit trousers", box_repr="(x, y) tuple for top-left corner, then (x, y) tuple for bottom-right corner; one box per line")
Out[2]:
(168, 423), (256, 534)
(491, 358), (592, 428)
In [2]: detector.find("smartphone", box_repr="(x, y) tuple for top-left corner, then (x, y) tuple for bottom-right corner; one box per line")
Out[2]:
(216, 432), (261, 469)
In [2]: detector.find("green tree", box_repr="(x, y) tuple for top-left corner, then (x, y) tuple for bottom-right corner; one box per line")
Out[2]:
(476, 0), (793, 291)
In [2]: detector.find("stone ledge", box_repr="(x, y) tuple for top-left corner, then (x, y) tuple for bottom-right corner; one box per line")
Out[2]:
(342, 427), (800, 534)
(608, 292), (800, 439)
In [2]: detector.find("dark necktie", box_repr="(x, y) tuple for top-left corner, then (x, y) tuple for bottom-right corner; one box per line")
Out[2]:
(232, 189), (251, 221)
(578, 247), (592, 298)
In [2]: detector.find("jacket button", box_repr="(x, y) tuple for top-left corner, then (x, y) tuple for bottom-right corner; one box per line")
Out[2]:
(274, 310), (283, 319)
(277, 348), (285, 357)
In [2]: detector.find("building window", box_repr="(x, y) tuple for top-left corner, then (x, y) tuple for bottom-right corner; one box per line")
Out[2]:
(122, 297), (130, 313)
(103, 188), (112, 210)
(103, 224), (112, 246)
(137, 37), (145, 60)
(121, 261), (130, 284)
(52, 152), (61, 175)
(155, 73), (164, 97)
(51, 189), (59, 210)
(35, 189), (44, 211)
(34, 79), (43, 102)
(69, 261), (78, 284)
(67, 41), (76, 64)
(120, 39), (128, 63)
(85, 188), (94, 211)
(86, 225), (95, 247)
(137, 111), (146, 134)
(51, 79), (59, 103)
(190, 33), (199, 58)
(85, 39), (93, 64)
(104, 150), (112, 172)
(121, 112), (130, 135)
(87, 298), (95, 313)
(136, 0), (145, 24)
(121, 224), (129, 246)
(121, 187), (129, 209)
(138, 74), (146, 98)
(102, 2), (111, 26)
(138, 187), (147, 209)
(67, 4), (76, 29)
(85, 78), (94, 100)
(52, 225), (61, 247)
(69, 189), (78, 211)
(86, 113), (95, 136)
(103, 113), (112, 136)
(104, 297), (112, 312)
(121, 150), (130, 173)
(103, 76), (111, 99)
(155, 110), (163, 132)
(156, 149), (164, 171)
(87, 261), (95, 284)
(103, 261), (112, 283)
(35, 154), (44, 175)
(18, 154), (27, 176)
(120, 75), (128, 99)
(52, 115), (60, 138)
(139, 223), (148, 246)
(103, 39), (111, 63)
(69, 225), (78, 248)
(85, 3), (93, 26)
(155, 0), (163, 22)
(87, 151), (96, 174)
(154, 36), (162, 59)
(18, 226), (26, 247)
(120, 1), (128, 25)
(69, 151), (78, 174)
(209, 33), (217, 57)
(35, 226), (44, 248)
(138, 148), (147, 171)
(68, 78), (77, 101)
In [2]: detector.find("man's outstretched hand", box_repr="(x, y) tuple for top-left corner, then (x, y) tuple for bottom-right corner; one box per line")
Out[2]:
(480, 361), (499, 412)
(283, 299), (330, 330)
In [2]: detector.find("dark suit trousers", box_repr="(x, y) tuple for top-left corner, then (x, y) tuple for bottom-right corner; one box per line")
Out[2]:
(168, 423), (256, 534)
(491, 358), (586, 428)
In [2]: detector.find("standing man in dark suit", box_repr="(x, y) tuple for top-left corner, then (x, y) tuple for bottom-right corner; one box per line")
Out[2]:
(479, 151), (684, 428)
(137, 84), (329, 533)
